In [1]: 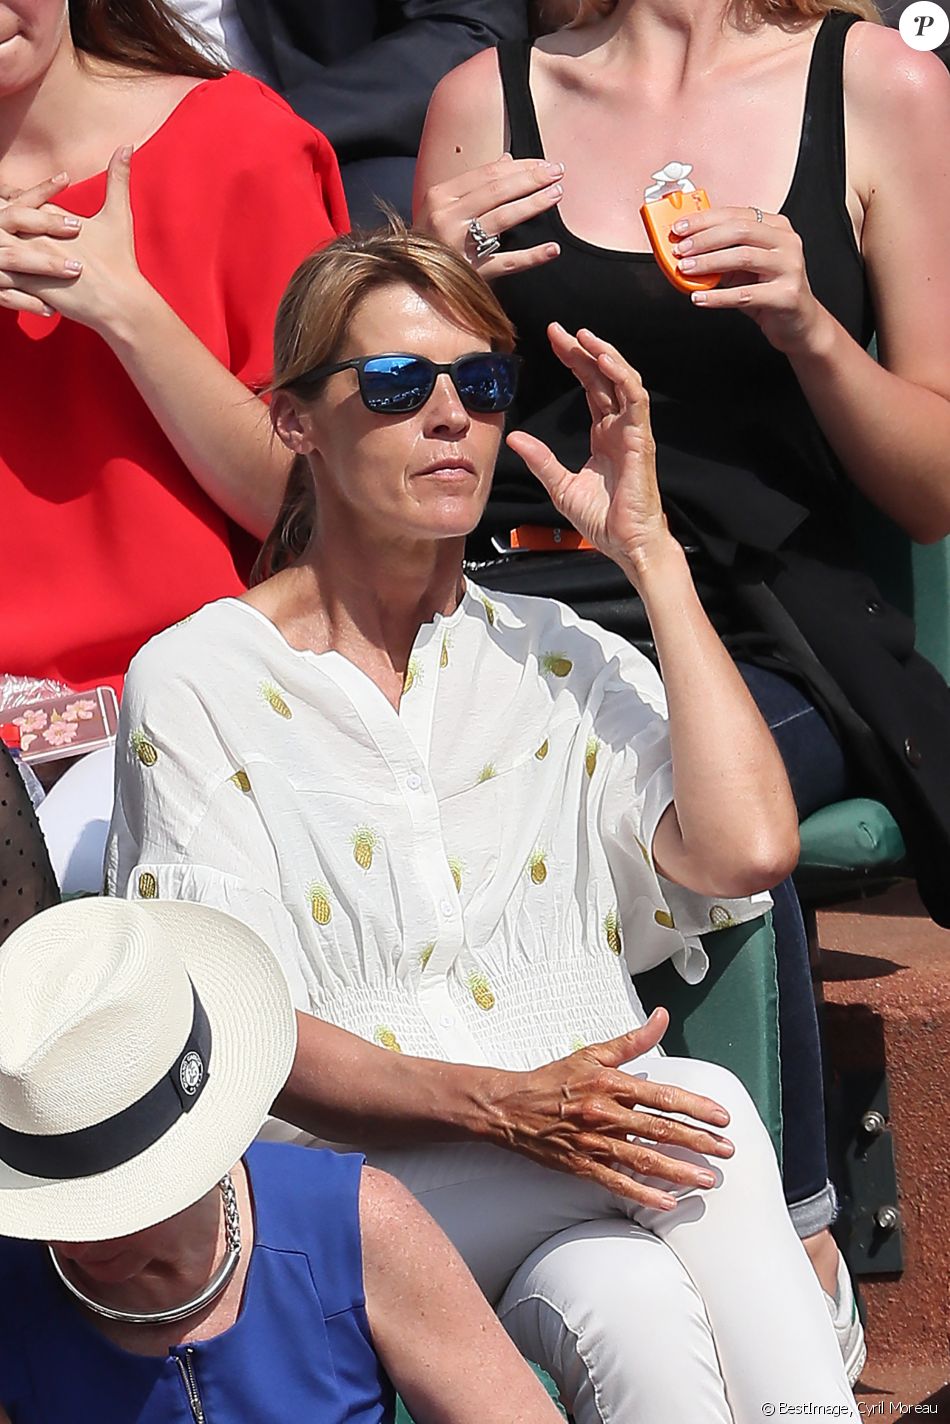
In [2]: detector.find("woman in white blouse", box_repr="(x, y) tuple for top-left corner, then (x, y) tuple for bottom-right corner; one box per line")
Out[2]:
(108, 228), (859, 1419)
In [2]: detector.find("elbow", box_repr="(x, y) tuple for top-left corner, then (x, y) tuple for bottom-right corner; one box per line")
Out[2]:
(728, 826), (800, 897)
(698, 827), (800, 900)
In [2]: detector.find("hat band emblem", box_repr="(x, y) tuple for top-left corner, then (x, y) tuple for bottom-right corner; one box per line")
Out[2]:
(0, 981), (212, 1182)
(179, 1051), (204, 1096)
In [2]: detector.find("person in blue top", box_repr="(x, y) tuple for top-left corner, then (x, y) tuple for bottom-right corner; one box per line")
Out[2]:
(0, 897), (560, 1424)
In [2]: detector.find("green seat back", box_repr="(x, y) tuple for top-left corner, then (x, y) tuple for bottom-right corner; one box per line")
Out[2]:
(636, 915), (781, 1160)
(798, 797), (905, 872)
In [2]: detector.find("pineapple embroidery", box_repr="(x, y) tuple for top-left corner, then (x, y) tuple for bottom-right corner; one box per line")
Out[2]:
(419, 943), (435, 970)
(635, 836), (652, 866)
(569, 1036), (587, 1052)
(351, 827), (379, 871)
(130, 729), (158, 767)
(309, 883), (332, 925)
(138, 871), (158, 899)
(477, 763), (496, 783)
(448, 857), (465, 893)
(528, 849), (548, 885)
(541, 652), (573, 679)
(469, 972), (496, 1011)
(230, 768), (251, 794)
(440, 636), (451, 669)
(260, 681), (292, 719)
(710, 904), (737, 929)
(535, 739), (549, 760)
(481, 597), (496, 627)
(654, 908), (675, 929)
(585, 737), (600, 777)
(604, 908), (622, 956)
(403, 657), (423, 693)
(373, 1025), (403, 1053)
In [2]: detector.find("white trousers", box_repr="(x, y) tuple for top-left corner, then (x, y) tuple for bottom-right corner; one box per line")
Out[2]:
(36, 745), (115, 896)
(369, 1057), (858, 1424)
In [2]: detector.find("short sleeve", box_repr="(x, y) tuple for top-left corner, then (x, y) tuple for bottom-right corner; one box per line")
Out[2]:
(213, 81), (349, 390)
(106, 641), (311, 1010)
(592, 644), (770, 984)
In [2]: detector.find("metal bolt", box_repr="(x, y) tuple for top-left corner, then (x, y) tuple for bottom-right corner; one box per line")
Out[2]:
(861, 1110), (887, 1136)
(874, 1205), (900, 1232)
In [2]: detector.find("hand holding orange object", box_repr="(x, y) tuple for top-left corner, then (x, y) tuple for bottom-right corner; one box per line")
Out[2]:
(641, 187), (722, 295)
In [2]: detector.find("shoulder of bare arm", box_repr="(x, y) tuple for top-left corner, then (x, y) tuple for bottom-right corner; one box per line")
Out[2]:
(844, 22), (950, 393)
(359, 1168), (560, 1423)
(416, 48), (508, 188)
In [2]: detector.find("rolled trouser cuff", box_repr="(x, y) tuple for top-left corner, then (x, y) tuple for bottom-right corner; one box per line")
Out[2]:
(789, 1180), (838, 1238)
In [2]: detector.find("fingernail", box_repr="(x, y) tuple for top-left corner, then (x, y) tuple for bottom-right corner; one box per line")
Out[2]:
(672, 219), (689, 234)
(712, 1108), (730, 1125)
(52, 172), (68, 184)
(546, 244), (560, 258)
(64, 258), (83, 273)
(672, 237), (692, 254)
(63, 216), (82, 230)
(677, 257), (696, 272)
(658, 1194), (677, 1211)
(119, 145), (133, 161)
(41, 304), (56, 317)
(697, 1171), (717, 1188)
(548, 183), (563, 199)
(544, 161), (564, 176)
(691, 291), (708, 305)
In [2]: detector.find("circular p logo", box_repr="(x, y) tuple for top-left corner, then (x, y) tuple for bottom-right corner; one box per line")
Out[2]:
(899, 1), (949, 50)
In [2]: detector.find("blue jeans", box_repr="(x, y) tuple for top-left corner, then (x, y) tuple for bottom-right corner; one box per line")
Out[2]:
(737, 662), (850, 1235)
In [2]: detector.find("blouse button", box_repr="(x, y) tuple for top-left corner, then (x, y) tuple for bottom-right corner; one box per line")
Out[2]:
(440, 1013), (456, 1029)
(903, 737), (923, 768)
(439, 899), (454, 917)
(406, 773), (422, 791)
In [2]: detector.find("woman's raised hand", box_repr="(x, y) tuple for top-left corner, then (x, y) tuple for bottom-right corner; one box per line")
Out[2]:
(486, 1009), (735, 1210)
(0, 147), (144, 332)
(668, 206), (823, 357)
(507, 324), (669, 576)
(416, 154), (562, 279)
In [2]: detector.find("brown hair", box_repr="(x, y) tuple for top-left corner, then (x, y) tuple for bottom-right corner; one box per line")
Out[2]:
(68, 0), (227, 80)
(252, 223), (517, 583)
(534, 0), (880, 31)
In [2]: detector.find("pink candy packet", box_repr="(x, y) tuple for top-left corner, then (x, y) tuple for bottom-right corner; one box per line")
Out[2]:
(4, 686), (119, 765)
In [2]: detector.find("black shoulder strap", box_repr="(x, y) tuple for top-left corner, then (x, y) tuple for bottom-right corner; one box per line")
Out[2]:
(791, 11), (860, 209)
(496, 40), (545, 159)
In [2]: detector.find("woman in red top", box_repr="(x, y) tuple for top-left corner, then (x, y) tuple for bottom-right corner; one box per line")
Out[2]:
(0, 0), (347, 890)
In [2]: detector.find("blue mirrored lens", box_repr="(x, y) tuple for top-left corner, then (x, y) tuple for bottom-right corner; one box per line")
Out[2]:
(454, 355), (518, 412)
(361, 357), (434, 412)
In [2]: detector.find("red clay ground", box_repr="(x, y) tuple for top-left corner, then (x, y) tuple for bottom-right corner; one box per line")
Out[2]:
(817, 885), (950, 1408)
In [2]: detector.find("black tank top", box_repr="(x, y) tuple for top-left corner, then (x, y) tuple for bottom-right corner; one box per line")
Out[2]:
(474, 12), (875, 564)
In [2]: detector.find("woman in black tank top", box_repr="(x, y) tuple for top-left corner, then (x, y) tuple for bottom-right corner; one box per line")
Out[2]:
(411, 0), (950, 1385)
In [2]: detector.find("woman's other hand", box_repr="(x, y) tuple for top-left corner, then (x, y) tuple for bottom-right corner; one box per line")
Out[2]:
(482, 1009), (735, 1211)
(508, 324), (671, 578)
(0, 146), (148, 335)
(0, 173), (83, 317)
(416, 153), (562, 279)
(669, 206), (823, 357)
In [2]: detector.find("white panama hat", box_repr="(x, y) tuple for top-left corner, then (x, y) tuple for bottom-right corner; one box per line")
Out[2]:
(0, 897), (297, 1242)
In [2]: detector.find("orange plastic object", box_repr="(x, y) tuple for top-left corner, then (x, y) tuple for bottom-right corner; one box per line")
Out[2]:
(640, 188), (721, 294)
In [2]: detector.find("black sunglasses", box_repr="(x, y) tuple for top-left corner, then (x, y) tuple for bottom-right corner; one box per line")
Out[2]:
(291, 352), (521, 415)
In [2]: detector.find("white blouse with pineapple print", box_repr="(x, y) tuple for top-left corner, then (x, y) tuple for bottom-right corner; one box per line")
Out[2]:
(107, 583), (770, 1073)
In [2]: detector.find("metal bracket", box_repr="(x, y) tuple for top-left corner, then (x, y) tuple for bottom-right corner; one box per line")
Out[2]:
(832, 1070), (904, 1275)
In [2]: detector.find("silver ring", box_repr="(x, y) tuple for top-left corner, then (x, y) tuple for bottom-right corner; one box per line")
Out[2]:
(751, 206), (764, 224)
(468, 217), (501, 261)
